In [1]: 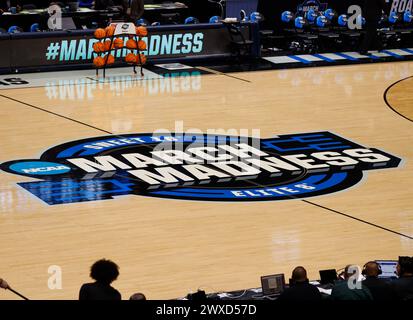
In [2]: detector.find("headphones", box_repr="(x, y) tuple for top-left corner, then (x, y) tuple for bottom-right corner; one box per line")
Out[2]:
(362, 261), (382, 276)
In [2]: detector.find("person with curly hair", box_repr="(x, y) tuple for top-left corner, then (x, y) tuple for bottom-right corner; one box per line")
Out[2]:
(79, 259), (121, 300)
(0, 278), (9, 289)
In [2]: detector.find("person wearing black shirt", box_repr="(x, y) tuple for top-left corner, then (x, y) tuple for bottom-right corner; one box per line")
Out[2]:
(79, 259), (121, 300)
(362, 261), (396, 301)
(331, 265), (373, 300)
(359, 0), (388, 54)
(277, 266), (322, 302)
(391, 257), (413, 301)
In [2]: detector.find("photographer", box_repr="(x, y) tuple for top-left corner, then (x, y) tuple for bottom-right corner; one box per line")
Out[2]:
(359, 0), (388, 54)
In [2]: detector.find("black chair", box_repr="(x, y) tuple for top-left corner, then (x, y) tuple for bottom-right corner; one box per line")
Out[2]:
(259, 29), (285, 52)
(225, 22), (254, 61)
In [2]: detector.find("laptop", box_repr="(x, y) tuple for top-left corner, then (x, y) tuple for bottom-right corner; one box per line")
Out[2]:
(319, 269), (338, 285)
(260, 274), (285, 297)
(376, 260), (398, 279)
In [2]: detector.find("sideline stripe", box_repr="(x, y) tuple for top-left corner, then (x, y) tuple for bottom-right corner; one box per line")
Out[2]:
(288, 55), (312, 64)
(312, 54), (335, 62)
(382, 50), (404, 58)
(334, 52), (359, 61)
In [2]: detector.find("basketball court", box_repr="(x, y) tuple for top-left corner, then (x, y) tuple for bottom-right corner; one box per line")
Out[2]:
(0, 58), (412, 299)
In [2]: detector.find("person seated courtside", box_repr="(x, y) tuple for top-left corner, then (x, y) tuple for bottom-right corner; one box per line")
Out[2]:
(331, 264), (373, 300)
(277, 266), (322, 301)
(0, 278), (9, 290)
(129, 292), (146, 300)
(391, 256), (413, 301)
(79, 259), (121, 300)
(362, 261), (396, 301)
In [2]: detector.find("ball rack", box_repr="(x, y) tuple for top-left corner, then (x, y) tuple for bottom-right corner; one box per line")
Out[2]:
(93, 23), (147, 78)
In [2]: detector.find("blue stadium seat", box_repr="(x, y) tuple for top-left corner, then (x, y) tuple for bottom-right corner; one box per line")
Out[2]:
(249, 11), (264, 23)
(209, 16), (220, 23)
(136, 18), (149, 26)
(8, 26), (22, 33)
(184, 17), (199, 24)
(30, 23), (40, 32)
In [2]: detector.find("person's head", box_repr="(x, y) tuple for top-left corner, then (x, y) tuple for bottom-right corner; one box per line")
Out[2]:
(129, 292), (146, 300)
(0, 278), (9, 289)
(397, 256), (413, 277)
(363, 261), (381, 278)
(90, 259), (119, 285)
(291, 266), (308, 284)
(343, 264), (359, 280)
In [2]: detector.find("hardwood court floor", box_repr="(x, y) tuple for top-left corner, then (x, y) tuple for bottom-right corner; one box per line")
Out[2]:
(386, 76), (413, 122)
(0, 62), (412, 299)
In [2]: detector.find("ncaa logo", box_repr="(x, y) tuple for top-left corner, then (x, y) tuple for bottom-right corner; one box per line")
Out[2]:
(9, 161), (71, 176)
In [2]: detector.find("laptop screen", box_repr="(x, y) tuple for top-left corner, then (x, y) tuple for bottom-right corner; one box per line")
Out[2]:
(261, 274), (285, 295)
(376, 260), (398, 278)
(319, 269), (338, 285)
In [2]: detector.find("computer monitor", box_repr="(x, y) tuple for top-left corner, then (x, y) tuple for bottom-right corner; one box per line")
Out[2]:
(319, 269), (338, 285)
(376, 260), (398, 278)
(261, 274), (285, 296)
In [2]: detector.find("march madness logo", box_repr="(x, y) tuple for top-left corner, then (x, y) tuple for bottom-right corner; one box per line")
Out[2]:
(297, 0), (328, 13)
(46, 32), (204, 62)
(0, 132), (401, 205)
